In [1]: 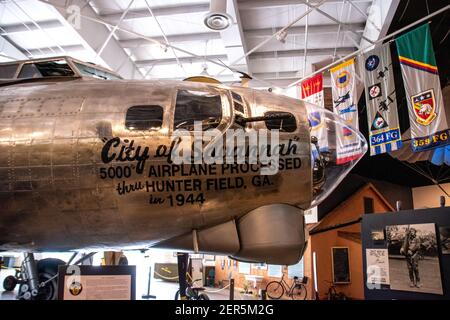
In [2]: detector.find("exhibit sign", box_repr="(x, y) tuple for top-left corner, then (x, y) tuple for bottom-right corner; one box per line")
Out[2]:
(58, 265), (136, 300)
(362, 43), (402, 156)
(366, 248), (390, 287)
(396, 24), (450, 152)
(330, 59), (362, 164)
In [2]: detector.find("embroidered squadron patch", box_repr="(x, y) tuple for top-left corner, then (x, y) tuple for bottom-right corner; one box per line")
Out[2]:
(411, 89), (437, 126)
(365, 55), (380, 71)
(371, 111), (389, 131)
(368, 83), (382, 100)
(335, 71), (351, 88)
(69, 281), (83, 296)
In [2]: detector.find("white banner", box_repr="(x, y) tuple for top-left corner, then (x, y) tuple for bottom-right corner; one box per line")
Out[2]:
(330, 59), (361, 164)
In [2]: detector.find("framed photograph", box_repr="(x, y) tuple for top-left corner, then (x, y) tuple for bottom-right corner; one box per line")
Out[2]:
(439, 225), (450, 255)
(331, 247), (350, 284)
(371, 229), (385, 242)
(386, 223), (443, 295)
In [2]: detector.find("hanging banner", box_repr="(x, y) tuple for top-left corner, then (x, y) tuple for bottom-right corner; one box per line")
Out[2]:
(362, 43), (402, 156)
(396, 24), (449, 152)
(330, 59), (361, 164)
(301, 74), (328, 152)
(301, 73), (325, 107)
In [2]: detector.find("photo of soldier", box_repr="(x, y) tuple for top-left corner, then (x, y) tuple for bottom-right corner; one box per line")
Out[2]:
(386, 223), (443, 295)
(400, 228), (421, 288)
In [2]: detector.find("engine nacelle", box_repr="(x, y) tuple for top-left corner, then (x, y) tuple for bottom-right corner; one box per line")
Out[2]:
(154, 204), (308, 265)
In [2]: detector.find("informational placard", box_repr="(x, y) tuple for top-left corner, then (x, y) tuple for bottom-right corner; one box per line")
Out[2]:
(331, 247), (350, 283)
(366, 248), (390, 287)
(58, 265), (136, 300)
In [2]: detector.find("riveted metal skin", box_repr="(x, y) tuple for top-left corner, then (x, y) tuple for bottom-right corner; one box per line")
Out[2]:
(0, 77), (312, 253)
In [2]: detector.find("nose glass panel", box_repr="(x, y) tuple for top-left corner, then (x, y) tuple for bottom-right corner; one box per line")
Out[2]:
(305, 102), (368, 207)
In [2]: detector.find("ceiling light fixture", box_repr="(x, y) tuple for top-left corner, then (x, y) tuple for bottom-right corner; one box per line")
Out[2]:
(200, 63), (209, 75)
(204, 0), (233, 31)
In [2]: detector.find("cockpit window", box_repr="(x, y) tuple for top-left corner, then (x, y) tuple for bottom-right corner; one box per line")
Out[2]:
(18, 60), (75, 78)
(174, 89), (222, 131)
(231, 91), (243, 103)
(74, 62), (121, 80)
(126, 105), (163, 131)
(264, 111), (297, 132)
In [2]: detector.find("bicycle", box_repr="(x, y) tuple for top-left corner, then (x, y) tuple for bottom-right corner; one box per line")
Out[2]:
(326, 281), (348, 300)
(265, 275), (308, 300)
(174, 272), (209, 300)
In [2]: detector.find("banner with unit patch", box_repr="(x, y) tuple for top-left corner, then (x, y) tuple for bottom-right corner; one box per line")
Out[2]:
(301, 74), (328, 152)
(362, 43), (402, 156)
(396, 24), (449, 152)
(330, 59), (361, 164)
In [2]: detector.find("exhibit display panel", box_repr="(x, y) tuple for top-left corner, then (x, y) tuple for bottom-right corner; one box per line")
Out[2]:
(362, 207), (450, 300)
(57, 265), (136, 300)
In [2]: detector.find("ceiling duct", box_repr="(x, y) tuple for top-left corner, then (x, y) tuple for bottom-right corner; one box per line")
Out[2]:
(203, 0), (233, 31)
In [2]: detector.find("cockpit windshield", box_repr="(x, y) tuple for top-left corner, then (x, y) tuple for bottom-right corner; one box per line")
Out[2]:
(73, 62), (121, 80)
(0, 57), (122, 81)
(306, 102), (368, 207)
(18, 59), (75, 78)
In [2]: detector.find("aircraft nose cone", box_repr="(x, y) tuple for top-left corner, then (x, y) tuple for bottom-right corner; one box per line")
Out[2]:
(305, 102), (368, 207)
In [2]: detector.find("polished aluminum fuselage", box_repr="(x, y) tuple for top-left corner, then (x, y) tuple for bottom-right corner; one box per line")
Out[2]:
(0, 78), (311, 251)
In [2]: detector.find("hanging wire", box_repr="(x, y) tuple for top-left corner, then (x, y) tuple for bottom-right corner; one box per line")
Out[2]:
(288, 4), (450, 87)
(398, 0), (410, 22)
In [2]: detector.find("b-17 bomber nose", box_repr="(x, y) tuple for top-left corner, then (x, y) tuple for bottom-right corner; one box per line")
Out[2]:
(305, 102), (368, 207)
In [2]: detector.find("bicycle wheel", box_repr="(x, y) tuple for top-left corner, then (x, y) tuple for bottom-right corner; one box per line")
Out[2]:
(291, 284), (307, 300)
(266, 281), (284, 299)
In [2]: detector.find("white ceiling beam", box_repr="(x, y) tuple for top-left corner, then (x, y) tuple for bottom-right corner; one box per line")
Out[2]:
(100, 2), (209, 24)
(0, 35), (28, 60)
(0, 19), (62, 35)
(119, 32), (221, 48)
(135, 54), (228, 67)
(237, 0), (372, 10)
(245, 23), (365, 37)
(220, 0), (249, 73)
(359, 0), (400, 50)
(43, 0), (143, 79)
(298, 0), (374, 44)
(249, 47), (355, 59)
